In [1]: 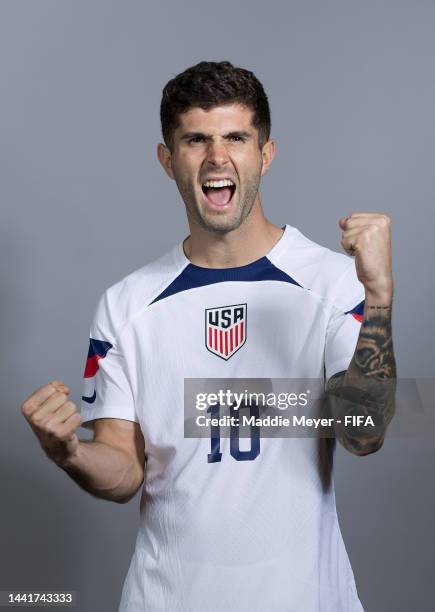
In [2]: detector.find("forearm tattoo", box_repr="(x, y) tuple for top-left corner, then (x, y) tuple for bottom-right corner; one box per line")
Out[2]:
(324, 303), (397, 456)
(352, 305), (396, 378)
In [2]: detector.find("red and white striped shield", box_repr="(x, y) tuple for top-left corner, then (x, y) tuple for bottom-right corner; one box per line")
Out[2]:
(205, 303), (247, 360)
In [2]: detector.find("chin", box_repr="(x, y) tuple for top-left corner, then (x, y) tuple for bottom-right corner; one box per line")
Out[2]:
(197, 209), (245, 234)
(187, 193), (254, 234)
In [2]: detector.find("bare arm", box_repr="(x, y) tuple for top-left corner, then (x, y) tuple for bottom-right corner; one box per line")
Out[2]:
(324, 212), (397, 456)
(325, 296), (397, 456)
(61, 419), (145, 504)
(21, 381), (145, 504)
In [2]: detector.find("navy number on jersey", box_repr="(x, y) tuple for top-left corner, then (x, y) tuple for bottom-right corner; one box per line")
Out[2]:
(207, 402), (260, 463)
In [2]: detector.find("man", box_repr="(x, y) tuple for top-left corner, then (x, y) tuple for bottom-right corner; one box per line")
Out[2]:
(21, 61), (396, 611)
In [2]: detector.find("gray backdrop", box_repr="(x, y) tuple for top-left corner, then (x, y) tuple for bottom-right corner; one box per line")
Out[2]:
(1, 1), (434, 611)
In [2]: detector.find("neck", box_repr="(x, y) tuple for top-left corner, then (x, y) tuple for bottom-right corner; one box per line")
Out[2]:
(183, 197), (284, 268)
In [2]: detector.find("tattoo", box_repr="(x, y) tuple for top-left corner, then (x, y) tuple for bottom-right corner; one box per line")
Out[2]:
(353, 305), (396, 379)
(324, 301), (397, 456)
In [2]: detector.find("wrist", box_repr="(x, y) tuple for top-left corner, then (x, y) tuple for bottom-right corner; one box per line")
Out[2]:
(55, 440), (82, 471)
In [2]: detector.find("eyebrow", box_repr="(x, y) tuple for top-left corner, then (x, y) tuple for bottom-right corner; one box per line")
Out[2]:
(180, 130), (252, 141)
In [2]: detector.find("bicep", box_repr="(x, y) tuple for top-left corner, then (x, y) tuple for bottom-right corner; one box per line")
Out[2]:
(93, 418), (146, 477)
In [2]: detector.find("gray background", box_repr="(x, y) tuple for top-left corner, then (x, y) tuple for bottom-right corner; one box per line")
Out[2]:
(1, 1), (434, 611)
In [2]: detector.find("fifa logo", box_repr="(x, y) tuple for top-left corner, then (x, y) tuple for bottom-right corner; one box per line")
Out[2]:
(205, 303), (247, 360)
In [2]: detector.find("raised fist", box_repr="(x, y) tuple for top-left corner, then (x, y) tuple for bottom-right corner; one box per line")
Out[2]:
(21, 380), (83, 467)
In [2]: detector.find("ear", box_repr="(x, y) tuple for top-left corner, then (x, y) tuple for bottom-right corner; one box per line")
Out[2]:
(260, 139), (276, 176)
(157, 143), (175, 180)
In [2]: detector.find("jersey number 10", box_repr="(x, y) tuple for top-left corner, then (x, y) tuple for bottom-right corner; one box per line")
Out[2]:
(207, 403), (260, 463)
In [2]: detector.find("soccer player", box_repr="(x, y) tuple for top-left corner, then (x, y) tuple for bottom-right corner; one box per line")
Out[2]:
(21, 61), (396, 611)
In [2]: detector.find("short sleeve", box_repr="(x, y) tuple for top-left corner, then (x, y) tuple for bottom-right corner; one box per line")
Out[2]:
(80, 291), (138, 430)
(324, 262), (366, 383)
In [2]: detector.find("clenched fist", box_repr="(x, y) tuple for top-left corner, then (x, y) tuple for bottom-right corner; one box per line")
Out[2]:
(339, 212), (393, 302)
(21, 380), (84, 468)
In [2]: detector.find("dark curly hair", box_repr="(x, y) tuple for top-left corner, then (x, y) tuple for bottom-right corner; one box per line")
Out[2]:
(160, 61), (271, 152)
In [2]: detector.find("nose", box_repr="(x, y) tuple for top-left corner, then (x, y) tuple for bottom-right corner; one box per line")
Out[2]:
(205, 139), (230, 167)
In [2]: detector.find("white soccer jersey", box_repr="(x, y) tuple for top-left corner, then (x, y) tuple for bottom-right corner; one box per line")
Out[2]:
(80, 224), (366, 612)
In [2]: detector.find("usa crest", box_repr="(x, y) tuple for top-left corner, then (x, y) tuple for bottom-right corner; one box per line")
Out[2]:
(205, 303), (247, 360)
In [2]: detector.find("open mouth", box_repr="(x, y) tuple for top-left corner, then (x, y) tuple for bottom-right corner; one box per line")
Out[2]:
(201, 180), (236, 207)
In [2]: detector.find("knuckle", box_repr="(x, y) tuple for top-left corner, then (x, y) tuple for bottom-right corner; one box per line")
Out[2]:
(70, 413), (83, 428)
(44, 420), (57, 435)
(21, 401), (33, 416)
(31, 412), (44, 426)
(45, 383), (59, 397)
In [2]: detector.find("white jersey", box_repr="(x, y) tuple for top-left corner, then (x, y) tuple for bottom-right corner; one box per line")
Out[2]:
(80, 224), (366, 612)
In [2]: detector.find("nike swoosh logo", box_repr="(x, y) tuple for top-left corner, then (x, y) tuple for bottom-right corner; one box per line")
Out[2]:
(82, 390), (96, 404)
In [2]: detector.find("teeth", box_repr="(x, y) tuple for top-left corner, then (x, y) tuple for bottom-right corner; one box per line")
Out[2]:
(202, 179), (235, 188)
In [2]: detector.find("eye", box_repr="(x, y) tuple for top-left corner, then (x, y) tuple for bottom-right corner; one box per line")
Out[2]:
(189, 136), (205, 143)
(230, 135), (244, 142)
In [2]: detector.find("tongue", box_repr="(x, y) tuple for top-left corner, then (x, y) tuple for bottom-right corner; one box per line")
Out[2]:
(206, 187), (232, 206)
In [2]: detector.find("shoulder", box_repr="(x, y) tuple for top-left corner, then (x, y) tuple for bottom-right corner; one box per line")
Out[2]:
(93, 242), (187, 334)
(272, 225), (364, 308)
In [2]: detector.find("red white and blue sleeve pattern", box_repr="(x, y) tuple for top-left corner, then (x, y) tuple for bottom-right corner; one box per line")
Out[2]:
(80, 292), (138, 430)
